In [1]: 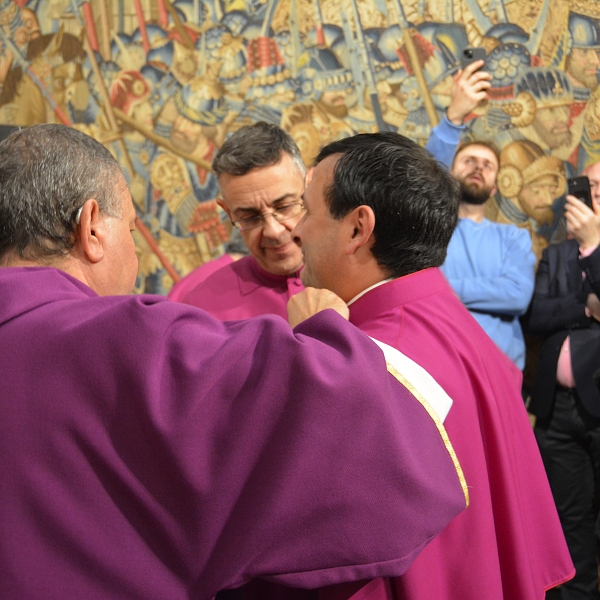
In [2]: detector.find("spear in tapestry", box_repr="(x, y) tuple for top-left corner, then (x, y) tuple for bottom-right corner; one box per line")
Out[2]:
(199, 29), (206, 77)
(0, 28), (73, 126)
(194, 0), (201, 26)
(388, 0), (438, 127)
(345, 0), (388, 132)
(133, 0), (151, 54)
(312, 0), (325, 46)
(260, 0), (279, 37)
(289, 0), (300, 78)
(97, 0), (112, 61)
(340, 7), (365, 112)
(112, 108), (213, 171)
(156, 0), (169, 28)
(81, 2), (100, 52)
(118, 0), (124, 35)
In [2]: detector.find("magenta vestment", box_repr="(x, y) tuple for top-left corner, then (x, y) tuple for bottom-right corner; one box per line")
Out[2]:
(0, 266), (467, 600)
(348, 269), (574, 600)
(178, 255), (303, 319)
(168, 254), (234, 302)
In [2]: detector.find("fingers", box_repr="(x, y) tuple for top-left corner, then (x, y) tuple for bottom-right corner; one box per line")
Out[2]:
(565, 195), (600, 248)
(447, 65), (491, 124)
(287, 287), (349, 328)
(461, 60), (484, 76)
(461, 60), (490, 79)
(565, 194), (593, 218)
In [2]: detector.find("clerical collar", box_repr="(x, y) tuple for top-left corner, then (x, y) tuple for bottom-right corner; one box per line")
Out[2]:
(347, 278), (394, 306)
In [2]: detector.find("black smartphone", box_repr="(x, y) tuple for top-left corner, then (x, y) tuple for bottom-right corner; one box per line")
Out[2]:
(567, 176), (593, 209)
(460, 47), (486, 70)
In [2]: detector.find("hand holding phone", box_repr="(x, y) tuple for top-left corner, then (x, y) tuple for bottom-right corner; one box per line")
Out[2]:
(566, 176), (600, 249)
(460, 47), (486, 71)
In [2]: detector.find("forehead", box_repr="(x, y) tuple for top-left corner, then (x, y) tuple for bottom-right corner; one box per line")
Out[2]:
(455, 145), (498, 165)
(536, 105), (570, 117)
(303, 155), (338, 207)
(523, 175), (558, 189)
(584, 162), (600, 181)
(218, 153), (304, 208)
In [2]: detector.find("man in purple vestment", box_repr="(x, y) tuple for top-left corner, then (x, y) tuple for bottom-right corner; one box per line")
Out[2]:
(290, 133), (574, 600)
(177, 122), (307, 320)
(0, 125), (468, 599)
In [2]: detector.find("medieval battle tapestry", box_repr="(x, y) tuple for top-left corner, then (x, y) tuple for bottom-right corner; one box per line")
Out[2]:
(0, 0), (598, 293)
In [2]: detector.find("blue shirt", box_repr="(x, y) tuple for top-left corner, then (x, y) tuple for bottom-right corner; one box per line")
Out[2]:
(441, 218), (536, 369)
(425, 115), (464, 168)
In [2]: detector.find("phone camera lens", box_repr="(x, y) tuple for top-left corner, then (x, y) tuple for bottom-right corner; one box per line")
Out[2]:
(465, 49), (473, 58)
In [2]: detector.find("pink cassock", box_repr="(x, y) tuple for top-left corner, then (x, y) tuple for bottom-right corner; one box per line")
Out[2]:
(346, 268), (574, 600)
(173, 256), (572, 599)
(168, 254), (234, 302)
(177, 255), (304, 320)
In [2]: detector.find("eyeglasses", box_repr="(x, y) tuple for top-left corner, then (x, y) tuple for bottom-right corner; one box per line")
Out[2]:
(231, 201), (305, 231)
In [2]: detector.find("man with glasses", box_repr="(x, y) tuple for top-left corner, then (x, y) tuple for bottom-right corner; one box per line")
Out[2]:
(177, 122), (308, 319)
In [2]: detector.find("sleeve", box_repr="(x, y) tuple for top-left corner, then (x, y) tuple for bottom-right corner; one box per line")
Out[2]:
(116, 303), (468, 597)
(425, 115), (464, 169)
(524, 246), (589, 335)
(445, 227), (536, 315)
(580, 246), (600, 297)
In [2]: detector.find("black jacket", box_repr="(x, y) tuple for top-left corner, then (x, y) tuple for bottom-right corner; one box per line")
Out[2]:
(524, 239), (600, 418)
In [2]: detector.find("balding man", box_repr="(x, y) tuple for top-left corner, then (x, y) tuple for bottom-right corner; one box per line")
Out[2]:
(0, 124), (467, 600)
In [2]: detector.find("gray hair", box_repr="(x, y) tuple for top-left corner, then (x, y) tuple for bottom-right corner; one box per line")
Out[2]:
(212, 122), (306, 179)
(0, 124), (123, 262)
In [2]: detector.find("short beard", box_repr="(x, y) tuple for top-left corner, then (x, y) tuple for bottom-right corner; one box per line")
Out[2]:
(460, 180), (492, 205)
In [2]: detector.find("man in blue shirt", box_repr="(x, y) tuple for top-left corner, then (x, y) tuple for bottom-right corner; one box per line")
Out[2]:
(441, 141), (536, 369)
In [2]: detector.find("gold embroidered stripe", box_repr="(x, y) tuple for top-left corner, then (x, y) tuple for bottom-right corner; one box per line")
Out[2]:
(386, 361), (470, 507)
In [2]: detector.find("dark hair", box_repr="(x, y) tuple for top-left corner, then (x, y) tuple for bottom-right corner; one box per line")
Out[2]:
(0, 124), (123, 262)
(315, 132), (460, 278)
(212, 121), (305, 178)
(452, 140), (500, 168)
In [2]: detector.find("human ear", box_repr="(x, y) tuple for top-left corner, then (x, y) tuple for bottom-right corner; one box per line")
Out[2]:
(346, 205), (376, 255)
(77, 199), (105, 264)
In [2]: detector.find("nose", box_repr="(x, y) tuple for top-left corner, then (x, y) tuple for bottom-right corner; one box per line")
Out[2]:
(540, 188), (554, 204)
(261, 212), (288, 238)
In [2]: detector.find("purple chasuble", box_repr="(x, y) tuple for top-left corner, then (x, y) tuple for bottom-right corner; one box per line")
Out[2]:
(348, 269), (574, 600)
(0, 267), (466, 600)
(178, 255), (304, 319)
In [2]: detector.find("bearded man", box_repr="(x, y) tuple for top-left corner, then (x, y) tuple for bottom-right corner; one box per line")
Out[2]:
(441, 141), (536, 370)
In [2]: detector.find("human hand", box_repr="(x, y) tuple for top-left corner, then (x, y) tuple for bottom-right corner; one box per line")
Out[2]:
(587, 293), (600, 322)
(565, 194), (600, 251)
(446, 61), (492, 126)
(287, 287), (349, 328)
